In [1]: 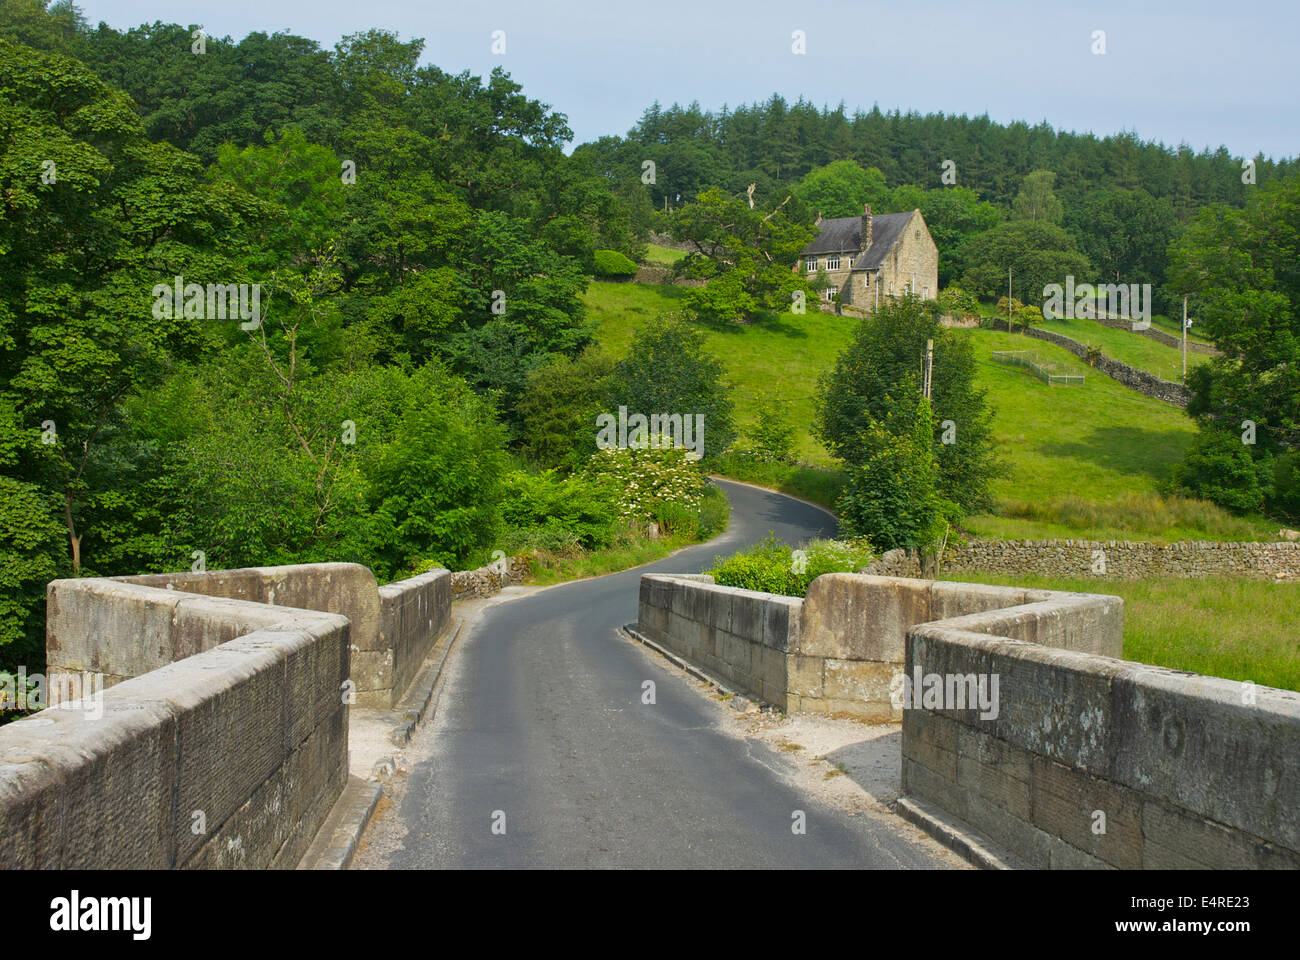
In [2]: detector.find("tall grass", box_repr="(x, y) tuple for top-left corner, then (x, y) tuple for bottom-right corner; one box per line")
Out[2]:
(968, 491), (1277, 543)
(942, 571), (1300, 692)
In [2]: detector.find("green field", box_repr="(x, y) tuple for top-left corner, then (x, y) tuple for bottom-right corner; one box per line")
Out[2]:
(942, 571), (1300, 693)
(643, 243), (686, 265)
(584, 281), (1274, 542)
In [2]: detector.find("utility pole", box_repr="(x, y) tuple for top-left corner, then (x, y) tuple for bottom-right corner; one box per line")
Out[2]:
(923, 338), (934, 399)
(1182, 296), (1189, 381)
(1007, 267), (1013, 329)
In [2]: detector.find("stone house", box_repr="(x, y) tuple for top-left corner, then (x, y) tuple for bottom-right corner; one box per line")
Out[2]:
(797, 205), (938, 312)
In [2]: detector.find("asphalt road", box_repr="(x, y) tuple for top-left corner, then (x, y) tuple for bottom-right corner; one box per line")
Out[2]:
(370, 478), (956, 869)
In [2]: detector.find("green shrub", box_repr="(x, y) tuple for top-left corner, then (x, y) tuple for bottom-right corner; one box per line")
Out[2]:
(815, 294), (998, 513)
(582, 445), (708, 524)
(0, 477), (62, 669)
(736, 399), (796, 464)
(517, 348), (613, 470)
(593, 249), (638, 277)
(1170, 426), (1266, 515)
(695, 484), (730, 539)
(835, 398), (958, 551)
(604, 314), (737, 460)
(499, 469), (618, 547)
(708, 534), (874, 597)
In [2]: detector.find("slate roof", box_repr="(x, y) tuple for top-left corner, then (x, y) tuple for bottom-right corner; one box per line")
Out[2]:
(800, 211), (915, 269)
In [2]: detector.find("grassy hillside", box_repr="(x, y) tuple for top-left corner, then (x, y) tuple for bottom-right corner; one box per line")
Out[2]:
(585, 282), (851, 464)
(643, 243), (687, 265)
(1035, 315), (1211, 383)
(584, 281), (1275, 541)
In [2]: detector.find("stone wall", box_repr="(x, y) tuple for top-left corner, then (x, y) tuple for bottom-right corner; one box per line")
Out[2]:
(868, 539), (1300, 581)
(49, 563), (452, 709)
(1093, 316), (1220, 355)
(450, 556), (531, 601)
(986, 318), (1192, 406)
(640, 570), (1299, 869)
(379, 569), (452, 706)
(636, 572), (1122, 721)
(637, 574), (801, 711)
(630, 265), (705, 286)
(884, 209), (939, 302)
(904, 605), (1300, 869)
(3, 578), (350, 868)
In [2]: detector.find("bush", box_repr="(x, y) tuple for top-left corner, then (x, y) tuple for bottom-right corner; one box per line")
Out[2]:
(834, 397), (960, 551)
(737, 399), (796, 464)
(653, 484), (729, 540)
(708, 534), (874, 597)
(360, 367), (512, 575)
(815, 293), (998, 513)
(1170, 426), (1267, 515)
(517, 348), (613, 470)
(498, 469), (618, 548)
(593, 249), (638, 277)
(582, 445), (708, 524)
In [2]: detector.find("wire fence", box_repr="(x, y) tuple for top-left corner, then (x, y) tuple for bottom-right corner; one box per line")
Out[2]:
(991, 349), (1086, 386)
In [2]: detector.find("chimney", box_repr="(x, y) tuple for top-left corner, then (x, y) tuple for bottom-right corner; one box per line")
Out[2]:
(860, 204), (873, 255)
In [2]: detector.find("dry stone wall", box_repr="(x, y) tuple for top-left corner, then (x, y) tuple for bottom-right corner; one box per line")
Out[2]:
(986, 318), (1192, 406)
(450, 556), (531, 600)
(867, 540), (1300, 581)
(1093, 316), (1220, 355)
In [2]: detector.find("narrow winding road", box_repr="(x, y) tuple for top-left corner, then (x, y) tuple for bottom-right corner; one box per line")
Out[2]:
(358, 479), (960, 869)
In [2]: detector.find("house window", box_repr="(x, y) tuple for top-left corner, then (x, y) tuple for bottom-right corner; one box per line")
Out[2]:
(826, 255), (840, 270)
(824, 285), (838, 301)
(805, 258), (818, 272)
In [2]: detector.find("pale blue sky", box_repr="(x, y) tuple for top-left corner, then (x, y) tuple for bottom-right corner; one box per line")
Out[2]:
(75, 0), (1298, 159)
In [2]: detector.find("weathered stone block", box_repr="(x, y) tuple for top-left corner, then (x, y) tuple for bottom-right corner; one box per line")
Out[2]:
(1110, 665), (1300, 853)
(955, 725), (1031, 820)
(761, 595), (801, 651)
(902, 757), (967, 820)
(1030, 755), (1143, 869)
(785, 654), (823, 698)
(46, 579), (182, 677)
(822, 658), (898, 706)
(928, 581), (1024, 621)
(902, 710), (958, 780)
(801, 574), (929, 662)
